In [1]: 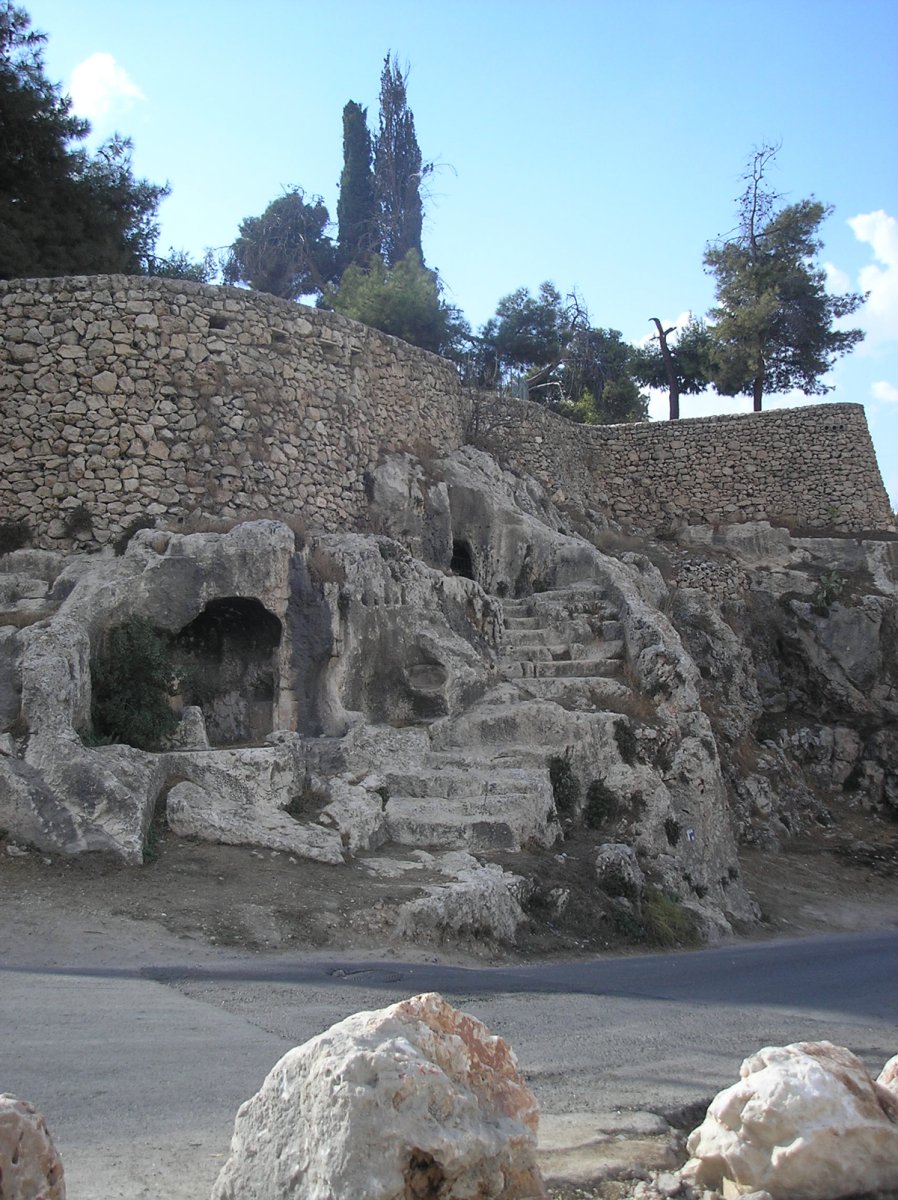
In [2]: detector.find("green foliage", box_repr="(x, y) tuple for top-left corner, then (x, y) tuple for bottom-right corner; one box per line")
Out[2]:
(91, 615), (179, 750)
(664, 816), (682, 846)
(374, 54), (428, 267)
(224, 188), (338, 300)
(147, 247), (218, 283)
(641, 890), (701, 947)
(337, 100), (378, 270)
(0, 517), (30, 555)
(613, 719), (638, 765)
(479, 288), (648, 423)
(328, 249), (467, 355)
(704, 145), (865, 410)
(584, 780), (617, 829)
(548, 754), (581, 817)
(0, 7), (168, 279)
(812, 570), (845, 616)
(488, 283), (571, 377)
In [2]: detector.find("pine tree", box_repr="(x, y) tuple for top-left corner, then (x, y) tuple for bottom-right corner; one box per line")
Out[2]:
(705, 146), (865, 411)
(0, 2), (167, 279)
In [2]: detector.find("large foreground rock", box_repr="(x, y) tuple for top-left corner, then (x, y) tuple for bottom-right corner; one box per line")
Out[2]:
(212, 992), (546, 1200)
(0, 1093), (65, 1199)
(681, 1040), (898, 1199)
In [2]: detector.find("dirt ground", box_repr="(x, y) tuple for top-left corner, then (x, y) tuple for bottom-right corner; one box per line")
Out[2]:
(2, 809), (897, 971)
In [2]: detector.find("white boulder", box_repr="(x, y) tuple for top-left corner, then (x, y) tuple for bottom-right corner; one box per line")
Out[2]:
(0, 1093), (65, 1199)
(212, 991), (546, 1200)
(682, 1040), (898, 1199)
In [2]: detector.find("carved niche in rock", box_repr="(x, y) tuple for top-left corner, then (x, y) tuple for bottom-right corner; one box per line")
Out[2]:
(173, 597), (282, 745)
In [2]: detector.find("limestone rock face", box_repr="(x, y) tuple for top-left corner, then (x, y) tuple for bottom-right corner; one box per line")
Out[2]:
(682, 1041), (898, 1199)
(397, 853), (526, 944)
(212, 991), (546, 1200)
(0, 1093), (66, 1200)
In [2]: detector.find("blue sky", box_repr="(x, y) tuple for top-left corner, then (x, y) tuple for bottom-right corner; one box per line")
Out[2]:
(26, 0), (898, 510)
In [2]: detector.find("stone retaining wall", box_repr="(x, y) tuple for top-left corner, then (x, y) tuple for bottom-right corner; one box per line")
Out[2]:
(0, 276), (892, 548)
(474, 394), (893, 532)
(0, 276), (467, 547)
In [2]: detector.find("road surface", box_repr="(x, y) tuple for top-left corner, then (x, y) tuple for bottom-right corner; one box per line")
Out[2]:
(2, 932), (896, 1199)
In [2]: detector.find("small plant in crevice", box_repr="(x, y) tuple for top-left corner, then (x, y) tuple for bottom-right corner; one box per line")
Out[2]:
(548, 754), (581, 818)
(664, 816), (682, 846)
(613, 718), (638, 765)
(812, 570), (845, 616)
(584, 779), (617, 829)
(63, 503), (93, 539)
(91, 615), (179, 750)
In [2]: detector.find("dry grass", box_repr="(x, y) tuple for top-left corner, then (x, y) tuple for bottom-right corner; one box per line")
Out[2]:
(306, 545), (347, 585)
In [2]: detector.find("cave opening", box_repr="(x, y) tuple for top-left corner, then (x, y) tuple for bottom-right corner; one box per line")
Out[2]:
(173, 596), (282, 745)
(450, 539), (475, 581)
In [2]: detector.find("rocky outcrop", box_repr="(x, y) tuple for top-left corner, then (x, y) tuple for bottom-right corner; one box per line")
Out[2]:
(669, 521), (898, 847)
(211, 992), (546, 1200)
(0, 1093), (66, 1200)
(681, 1041), (898, 1199)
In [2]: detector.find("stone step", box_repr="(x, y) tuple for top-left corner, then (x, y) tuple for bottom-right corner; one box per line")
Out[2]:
(512, 676), (633, 710)
(500, 657), (623, 680)
(503, 615), (541, 630)
(383, 764), (548, 801)
(431, 701), (625, 751)
(503, 639), (625, 663)
(384, 792), (555, 852)
(502, 627), (559, 646)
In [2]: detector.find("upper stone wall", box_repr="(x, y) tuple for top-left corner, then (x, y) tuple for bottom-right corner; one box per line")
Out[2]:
(0, 275), (468, 547)
(0, 275), (892, 548)
(474, 394), (894, 533)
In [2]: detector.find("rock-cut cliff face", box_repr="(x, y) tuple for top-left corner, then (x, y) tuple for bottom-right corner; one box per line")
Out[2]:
(0, 447), (895, 953)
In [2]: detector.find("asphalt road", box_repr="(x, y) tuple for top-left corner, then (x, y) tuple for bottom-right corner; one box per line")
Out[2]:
(3, 932), (896, 1199)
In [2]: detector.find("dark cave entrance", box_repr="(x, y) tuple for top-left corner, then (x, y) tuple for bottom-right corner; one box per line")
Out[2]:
(450, 538), (475, 581)
(172, 597), (282, 745)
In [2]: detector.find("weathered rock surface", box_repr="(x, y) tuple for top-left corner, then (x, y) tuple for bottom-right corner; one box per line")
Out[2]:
(211, 992), (546, 1200)
(397, 852), (526, 944)
(681, 1041), (898, 1199)
(0, 1093), (65, 1200)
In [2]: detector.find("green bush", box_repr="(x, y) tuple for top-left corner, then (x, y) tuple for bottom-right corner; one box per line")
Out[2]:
(584, 779), (617, 828)
(91, 615), (179, 750)
(812, 571), (845, 616)
(548, 754), (580, 816)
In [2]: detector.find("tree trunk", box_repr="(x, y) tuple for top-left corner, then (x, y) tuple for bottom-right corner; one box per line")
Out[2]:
(752, 375), (764, 412)
(651, 317), (680, 420)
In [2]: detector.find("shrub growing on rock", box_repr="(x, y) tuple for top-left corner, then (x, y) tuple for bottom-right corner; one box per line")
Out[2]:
(91, 615), (179, 749)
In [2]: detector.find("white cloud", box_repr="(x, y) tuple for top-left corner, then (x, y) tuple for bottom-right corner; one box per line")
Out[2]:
(872, 379), (898, 404)
(824, 261), (852, 293)
(848, 210), (898, 347)
(69, 53), (145, 123)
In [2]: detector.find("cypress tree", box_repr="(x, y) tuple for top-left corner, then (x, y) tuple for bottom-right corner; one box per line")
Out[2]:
(374, 54), (428, 267)
(336, 100), (378, 270)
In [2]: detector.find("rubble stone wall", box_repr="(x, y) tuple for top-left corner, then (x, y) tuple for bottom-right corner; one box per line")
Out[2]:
(0, 275), (467, 547)
(474, 394), (894, 532)
(0, 276), (892, 548)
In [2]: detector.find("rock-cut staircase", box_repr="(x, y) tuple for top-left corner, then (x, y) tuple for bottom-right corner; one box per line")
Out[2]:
(380, 587), (636, 854)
